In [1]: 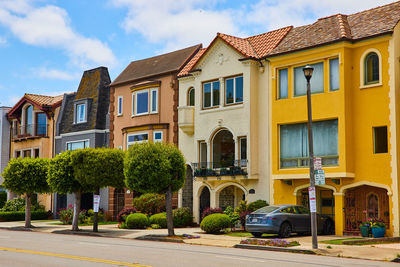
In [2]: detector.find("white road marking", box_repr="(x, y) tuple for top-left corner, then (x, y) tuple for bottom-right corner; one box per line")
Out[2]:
(215, 255), (265, 263)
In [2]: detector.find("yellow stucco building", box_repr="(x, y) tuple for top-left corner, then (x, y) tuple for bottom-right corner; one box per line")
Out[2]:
(267, 3), (400, 236)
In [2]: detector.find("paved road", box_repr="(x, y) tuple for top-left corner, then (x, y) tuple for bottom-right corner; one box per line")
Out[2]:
(0, 229), (397, 267)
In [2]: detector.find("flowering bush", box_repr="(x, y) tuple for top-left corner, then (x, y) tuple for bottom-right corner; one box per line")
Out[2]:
(360, 218), (373, 228)
(117, 207), (137, 223)
(240, 238), (300, 247)
(360, 218), (385, 228)
(201, 207), (223, 221)
(132, 193), (165, 215)
(182, 234), (200, 239)
(58, 205), (85, 225)
(371, 219), (386, 228)
(239, 211), (252, 227)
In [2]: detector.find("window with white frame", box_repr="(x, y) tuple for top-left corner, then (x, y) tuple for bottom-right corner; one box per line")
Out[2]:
(133, 88), (158, 116)
(153, 131), (163, 143)
(203, 81), (220, 108)
(329, 58), (339, 91)
(66, 140), (89, 151)
(151, 88), (158, 113)
(239, 137), (247, 167)
(225, 76), (243, 105)
(117, 96), (123, 116)
(278, 69), (288, 99)
(127, 132), (148, 147)
(76, 104), (86, 123)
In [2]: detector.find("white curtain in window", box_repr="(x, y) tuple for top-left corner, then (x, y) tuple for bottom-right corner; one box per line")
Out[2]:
(329, 58), (339, 90)
(279, 69), (288, 98)
(294, 62), (324, 96)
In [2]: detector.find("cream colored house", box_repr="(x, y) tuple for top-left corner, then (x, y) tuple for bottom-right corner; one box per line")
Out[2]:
(177, 28), (291, 222)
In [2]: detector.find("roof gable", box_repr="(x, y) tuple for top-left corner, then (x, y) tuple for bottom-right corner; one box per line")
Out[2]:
(8, 93), (63, 119)
(111, 44), (202, 86)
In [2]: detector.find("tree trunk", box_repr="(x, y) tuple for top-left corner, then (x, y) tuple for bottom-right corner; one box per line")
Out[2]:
(93, 188), (100, 232)
(165, 185), (175, 236)
(25, 193), (32, 228)
(72, 191), (81, 231)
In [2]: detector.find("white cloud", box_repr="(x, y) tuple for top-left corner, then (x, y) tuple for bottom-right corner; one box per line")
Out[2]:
(0, 36), (7, 46)
(112, 0), (240, 51)
(0, 0), (116, 67)
(34, 67), (78, 81)
(245, 0), (396, 30)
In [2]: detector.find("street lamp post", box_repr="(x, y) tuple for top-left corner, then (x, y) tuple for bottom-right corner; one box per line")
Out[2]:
(303, 65), (318, 249)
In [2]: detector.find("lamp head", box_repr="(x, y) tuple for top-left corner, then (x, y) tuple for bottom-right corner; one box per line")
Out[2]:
(303, 65), (314, 81)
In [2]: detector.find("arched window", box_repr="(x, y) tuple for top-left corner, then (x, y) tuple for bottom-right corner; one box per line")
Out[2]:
(364, 52), (379, 85)
(212, 129), (234, 168)
(188, 87), (195, 106)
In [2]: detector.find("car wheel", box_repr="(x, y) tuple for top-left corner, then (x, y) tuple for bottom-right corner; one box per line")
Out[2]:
(251, 232), (262, 238)
(278, 222), (291, 238)
(323, 219), (334, 235)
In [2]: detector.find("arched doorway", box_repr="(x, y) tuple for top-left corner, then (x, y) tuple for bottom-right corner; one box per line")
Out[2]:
(212, 129), (235, 168)
(182, 165), (193, 212)
(199, 187), (210, 219)
(344, 185), (389, 234)
(217, 185), (245, 211)
(114, 188), (125, 218)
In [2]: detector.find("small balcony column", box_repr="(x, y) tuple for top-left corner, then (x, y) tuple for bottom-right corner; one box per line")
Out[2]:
(206, 141), (211, 169)
(234, 138), (238, 162)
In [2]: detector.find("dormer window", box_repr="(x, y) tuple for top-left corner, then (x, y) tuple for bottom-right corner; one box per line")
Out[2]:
(73, 99), (89, 124)
(25, 105), (33, 135)
(76, 104), (86, 123)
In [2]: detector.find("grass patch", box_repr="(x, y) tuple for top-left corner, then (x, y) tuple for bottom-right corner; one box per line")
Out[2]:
(49, 221), (118, 226)
(321, 238), (365, 245)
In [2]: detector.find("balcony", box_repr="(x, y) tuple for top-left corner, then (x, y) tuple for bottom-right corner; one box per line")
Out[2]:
(192, 160), (248, 180)
(178, 106), (194, 135)
(12, 124), (48, 141)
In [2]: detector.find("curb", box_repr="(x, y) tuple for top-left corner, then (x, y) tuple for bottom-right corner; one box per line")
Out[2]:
(52, 230), (102, 237)
(0, 226), (33, 232)
(135, 235), (184, 243)
(234, 244), (316, 254)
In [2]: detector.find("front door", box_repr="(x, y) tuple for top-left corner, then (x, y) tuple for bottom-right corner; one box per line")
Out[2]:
(199, 187), (210, 219)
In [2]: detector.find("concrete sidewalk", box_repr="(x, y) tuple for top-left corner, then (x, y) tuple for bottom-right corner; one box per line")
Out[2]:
(1, 220), (400, 262)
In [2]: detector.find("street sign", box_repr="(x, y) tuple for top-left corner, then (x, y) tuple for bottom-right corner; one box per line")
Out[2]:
(313, 157), (322, 170)
(93, 195), (100, 212)
(315, 169), (325, 185)
(308, 186), (317, 212)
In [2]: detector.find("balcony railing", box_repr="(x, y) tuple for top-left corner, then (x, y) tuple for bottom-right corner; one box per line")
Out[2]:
(192, 160), (248, 177)
(12, 124), (48, 139)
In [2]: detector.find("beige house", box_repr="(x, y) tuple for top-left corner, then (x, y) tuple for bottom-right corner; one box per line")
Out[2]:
(177, 28), (291, 222)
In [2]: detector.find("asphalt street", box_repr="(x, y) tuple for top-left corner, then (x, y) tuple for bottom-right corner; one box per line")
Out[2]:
(0, 229), (397, 267)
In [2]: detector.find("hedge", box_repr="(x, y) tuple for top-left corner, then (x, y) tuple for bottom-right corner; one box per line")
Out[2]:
(126, 213), (149, 229)
(0, 210), (48, 222)
(200, 213), (231, 234)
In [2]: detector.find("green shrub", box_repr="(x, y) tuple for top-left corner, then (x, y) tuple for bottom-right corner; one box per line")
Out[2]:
(173, 207), (192, 227)
(0, 191), (7, 208)
(0, 210), (48, 222)
(234, 200), (248, 214)
(247, 200), (269, 212)
(132, 193), (165, 215)
(125, 213), (149, 229)
(84, 209), (104, 224)
(1, 198), (25, 211)
(149, 213), (167, 228)
(151, 224), (161, 229)
(200, 213), (231, 234)
(58, 205), (86, 225)
(224, 206), (239, 227)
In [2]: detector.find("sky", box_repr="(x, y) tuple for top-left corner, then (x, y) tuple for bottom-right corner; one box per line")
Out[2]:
(0, 0), (396, 107)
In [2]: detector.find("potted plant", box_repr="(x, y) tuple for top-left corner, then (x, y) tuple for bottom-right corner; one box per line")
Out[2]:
(359, 219), (372, 237)
(371, 219), (386, 238)
(206, 168), (216, 176)
(219, 168), (228, 176)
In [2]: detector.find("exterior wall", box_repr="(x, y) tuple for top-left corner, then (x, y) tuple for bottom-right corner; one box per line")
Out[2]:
(269, 37), (395, 235)
(111, 75), (178, 149)
(0, 107), (11, 188)
(9, 104), (60, 210)
(54, 130), (109, 154)
(178, 39), (271, 222)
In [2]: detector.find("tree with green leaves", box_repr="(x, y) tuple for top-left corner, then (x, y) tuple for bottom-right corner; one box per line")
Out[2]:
(47, 150), (92, 231)
(124, 142), (186, 236)
(71, 148), (125, 232)
(2, 157), (50, 228)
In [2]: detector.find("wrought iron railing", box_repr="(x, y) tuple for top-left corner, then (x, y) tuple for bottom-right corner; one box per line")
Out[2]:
(192, 160), (248, 177)
(12, 124), (48, 139)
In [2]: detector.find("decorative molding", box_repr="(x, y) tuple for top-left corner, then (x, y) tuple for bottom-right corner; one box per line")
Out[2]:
(55, 129), (109, 139)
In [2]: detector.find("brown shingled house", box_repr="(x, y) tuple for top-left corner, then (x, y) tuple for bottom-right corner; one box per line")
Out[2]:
(108, 44), (201, 218)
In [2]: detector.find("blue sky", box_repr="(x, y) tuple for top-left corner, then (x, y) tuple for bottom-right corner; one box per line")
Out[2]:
(0, 0), (395, 107)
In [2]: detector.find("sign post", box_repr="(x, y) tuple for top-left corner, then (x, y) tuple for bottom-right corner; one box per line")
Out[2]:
(93, 195), (100, 213)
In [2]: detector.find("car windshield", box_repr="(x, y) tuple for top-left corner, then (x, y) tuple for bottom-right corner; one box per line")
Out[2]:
(253, 206), (280, 214)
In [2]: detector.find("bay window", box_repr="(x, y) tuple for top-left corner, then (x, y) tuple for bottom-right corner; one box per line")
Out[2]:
(127, 133), (148, 147)
(280, 119), (338, 168)
(133, 88), (158, 116)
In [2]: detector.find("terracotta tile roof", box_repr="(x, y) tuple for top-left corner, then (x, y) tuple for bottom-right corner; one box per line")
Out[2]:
(110, 44), (202, 86)
(178, 27), (292, 77)
(269, 1), (400, 56)
(177, 48), (207, 77)
(25, 93), (64, 107)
